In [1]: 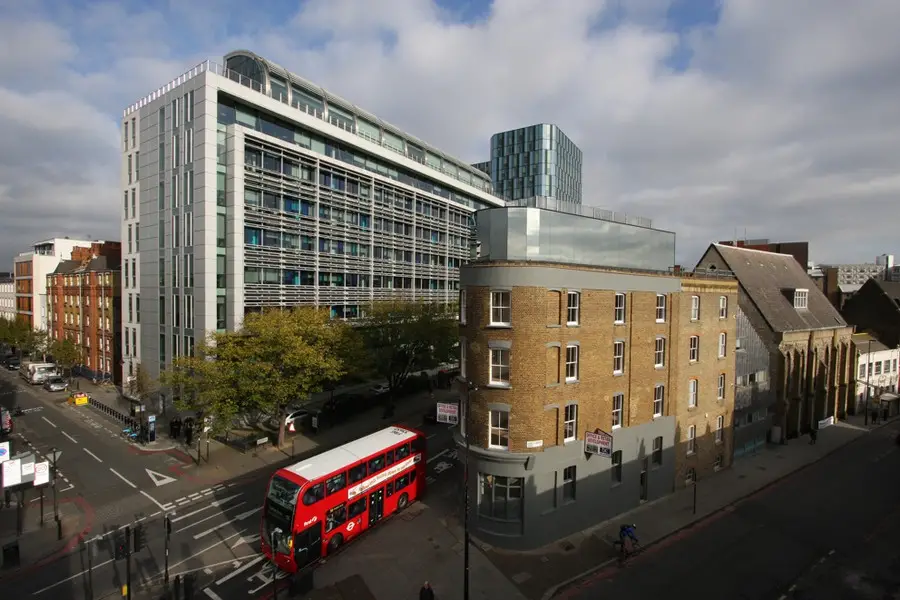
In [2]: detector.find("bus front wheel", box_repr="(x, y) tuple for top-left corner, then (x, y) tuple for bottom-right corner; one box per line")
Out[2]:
(398, 493), (410, 510)
(327, 533), (344, 554)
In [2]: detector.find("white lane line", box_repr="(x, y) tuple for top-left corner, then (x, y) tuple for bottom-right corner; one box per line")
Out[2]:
(140, 490), (171, 511)
(427, 448), (449, 464)
(188, 492), (201, 499)
(109, 468), (137, 489)
(33, 558), (115, 595)
(215, 555), (266, 585)
(83, 448), (103, 463)
(41, 416), (57, 428)
(174, 497), (187, 504)
(172, 494), (242, 523)
(427, 433), (437, 439)
(175, 501), (248, 533)
(166, 530), (246, 573)
(59, 485), (75, 493)
(193, 507), (261, 540)
(61, 431), (77, 443)
(203, 588), (225, 600)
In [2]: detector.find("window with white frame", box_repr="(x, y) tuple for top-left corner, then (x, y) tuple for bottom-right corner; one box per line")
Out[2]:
(653, 384), (664, 417)
(715, 415), (724, 443)
(688, 379), (698, 408)
(563, 404), (577, 442)
(687, 425), (696, 454)
(654, 337), (666, 367)
(565, 345), (579, 381)
(613, 341), (625, 374)
(689, 336), (699, 362)
(717, 373), (726, 400)
(611, 393), (624, 428)
(793, 289), (808, 309)
(875, 361), (882, 375)
(655, 294), (667, 322)
(719, 296), (728, 319)
(652, 436), (663, 465)
(490, 348), (510, 385)
(490, 291), (511, 325)
(614, 293), (626, 324)
(459, 290), (466, 324)
(690, 295), (700, 321)
(489, 409), (509, 449)
(718, 332), (727, 358)
(567, 291), (580, 325)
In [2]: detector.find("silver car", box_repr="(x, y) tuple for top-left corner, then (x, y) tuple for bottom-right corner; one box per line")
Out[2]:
(43, 376), (68, 392)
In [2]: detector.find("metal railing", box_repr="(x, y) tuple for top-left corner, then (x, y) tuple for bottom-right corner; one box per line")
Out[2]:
(505, 196), (654, 229)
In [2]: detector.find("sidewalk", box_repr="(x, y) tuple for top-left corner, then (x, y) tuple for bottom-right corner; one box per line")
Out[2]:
(313, 502), (528, 600)
(0, 495), (88, 577)
(479, 415), (896, 600)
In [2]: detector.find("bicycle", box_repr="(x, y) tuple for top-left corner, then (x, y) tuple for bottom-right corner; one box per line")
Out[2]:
(122, 427), (139, 441)
(613, 539), (643, 566)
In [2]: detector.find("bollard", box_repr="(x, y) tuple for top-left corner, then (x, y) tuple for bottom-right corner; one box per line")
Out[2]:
(173, 575), (181, 600)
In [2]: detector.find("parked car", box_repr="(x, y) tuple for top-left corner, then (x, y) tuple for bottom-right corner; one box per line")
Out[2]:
(4, 356), (20, 371)
(369, 383), (390, 396)
(43, 376), (68, 392)
(284, 408), (310, 432)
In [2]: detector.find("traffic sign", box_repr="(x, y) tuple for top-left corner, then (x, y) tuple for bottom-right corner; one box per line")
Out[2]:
(0, 441), (9, 463)
(49, 450), (62, 463)
(145, 468), (177, 487)
(34, 462), (49, 486)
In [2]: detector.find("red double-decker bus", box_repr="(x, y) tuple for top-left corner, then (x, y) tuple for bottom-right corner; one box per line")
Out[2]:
(261, 425), (427, 572)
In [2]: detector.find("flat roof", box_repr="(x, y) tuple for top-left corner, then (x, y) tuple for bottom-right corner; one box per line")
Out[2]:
(284, 426), (417, 482)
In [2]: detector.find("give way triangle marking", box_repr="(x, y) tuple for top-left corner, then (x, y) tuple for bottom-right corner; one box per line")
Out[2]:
(145, 468), (177, 487)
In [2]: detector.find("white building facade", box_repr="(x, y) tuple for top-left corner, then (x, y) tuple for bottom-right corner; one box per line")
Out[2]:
(121, 50), (505, 399)
(854, 333), (900, 413)
(0, 275), (14, 322)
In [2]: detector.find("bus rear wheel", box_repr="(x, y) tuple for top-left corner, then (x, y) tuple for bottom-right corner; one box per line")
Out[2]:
(327, 533), (344, 554)
(398, 493), (410, 510)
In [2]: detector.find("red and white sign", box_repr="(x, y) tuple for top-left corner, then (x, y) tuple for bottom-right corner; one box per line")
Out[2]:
(585, 430), (613, 457)
(34, 462), (50, 486)
(2, 458), (21, 487)
(436, 403), (459, 425)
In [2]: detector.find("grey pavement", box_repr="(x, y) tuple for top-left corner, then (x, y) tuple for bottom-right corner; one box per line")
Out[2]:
(480, 415), (895, 600)
(556, 418), (900, 600)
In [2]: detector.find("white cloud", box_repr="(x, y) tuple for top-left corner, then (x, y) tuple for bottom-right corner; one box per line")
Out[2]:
(0, 0), (898, 269)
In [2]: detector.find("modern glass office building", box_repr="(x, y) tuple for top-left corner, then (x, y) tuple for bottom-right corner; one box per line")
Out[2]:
(489, 124), (583, 204)
(119, 50), (504, 396)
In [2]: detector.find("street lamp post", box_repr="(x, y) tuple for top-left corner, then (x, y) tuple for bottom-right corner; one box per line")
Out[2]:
(462, 380), (477, 600)
(865, 339), (872, 426)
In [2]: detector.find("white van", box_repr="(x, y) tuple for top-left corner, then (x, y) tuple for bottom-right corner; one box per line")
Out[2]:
(21, 362), (57, 385)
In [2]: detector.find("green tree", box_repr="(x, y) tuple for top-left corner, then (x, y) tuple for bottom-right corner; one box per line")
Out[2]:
(21, 328), (49, 360)
(359, 299), (458, 402)
(49, 337), (82, 380)
(160, 307), (357, 447)
(0, 317), (31, 356)
(126, 362), (158, 404)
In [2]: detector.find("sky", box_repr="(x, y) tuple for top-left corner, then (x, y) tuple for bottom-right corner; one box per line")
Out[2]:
(1, 0), (898, 268)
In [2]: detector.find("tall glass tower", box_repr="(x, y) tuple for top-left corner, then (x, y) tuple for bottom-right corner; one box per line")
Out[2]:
(490, 124), (583, 204)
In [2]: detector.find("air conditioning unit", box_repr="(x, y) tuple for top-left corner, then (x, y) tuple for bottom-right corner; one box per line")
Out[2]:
(735, 338), (743, 350)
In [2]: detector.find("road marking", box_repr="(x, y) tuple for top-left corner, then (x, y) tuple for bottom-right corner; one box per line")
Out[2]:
(32, 558), (115, 595)
(146, 468), (177, 487)
(166, 530), (247, 573)
(59, 484), (75, 493)
(172, 494), (241, 522)
(61, 431), (77, 443)
(427, 433), (436, 439)
(230, 535), (257, 549)
(109, 468), (137, 488)
(176, 502), (248, 533)
(193, 507), (261, 540)
(189, 492), (201, 499)
(215, 555), (266, 585)
(41, 416), (57, 428)
(427, 448), (449, 464)
(83, 448), (103, 463)
(140, 490), (172, 511)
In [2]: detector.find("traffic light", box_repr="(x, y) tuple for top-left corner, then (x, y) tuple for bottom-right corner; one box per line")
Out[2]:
(133, 523), (145, 552)
(114, 531), (128, 560)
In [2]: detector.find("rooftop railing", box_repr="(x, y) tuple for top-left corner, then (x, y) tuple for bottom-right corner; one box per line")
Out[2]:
(505, 196), (654, 229)
(123, 60), (500, 200)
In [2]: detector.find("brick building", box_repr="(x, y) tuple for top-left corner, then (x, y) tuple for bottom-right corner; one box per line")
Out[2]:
(456, 202), (737, 550)
(46, 242), (122, 383)
(695, 244), (854, 443)
(842, 278), (900, 351)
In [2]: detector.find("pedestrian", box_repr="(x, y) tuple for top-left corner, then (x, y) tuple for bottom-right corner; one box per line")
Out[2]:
(185, 424), (194, 448)
(419, 581), (435, 600)
(872, 410), (878, 425)
(809, 428), (817, 445)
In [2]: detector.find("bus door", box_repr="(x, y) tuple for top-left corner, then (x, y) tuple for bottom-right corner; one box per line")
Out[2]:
(368, 487), (385, 526)
(292, 521), (323, 568)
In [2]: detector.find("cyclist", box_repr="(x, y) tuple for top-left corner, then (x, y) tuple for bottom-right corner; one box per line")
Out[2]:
(618, 524), (639, 551)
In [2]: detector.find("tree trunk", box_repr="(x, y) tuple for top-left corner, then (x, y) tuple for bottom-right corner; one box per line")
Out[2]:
(277, 410), (286, 448)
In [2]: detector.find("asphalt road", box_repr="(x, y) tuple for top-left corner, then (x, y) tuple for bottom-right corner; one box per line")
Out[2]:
(5, 416), (458, 599)
(563, 421), (900, 600)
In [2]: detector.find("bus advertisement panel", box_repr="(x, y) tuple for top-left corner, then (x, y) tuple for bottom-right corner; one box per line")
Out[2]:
(261, 425), (427, 573)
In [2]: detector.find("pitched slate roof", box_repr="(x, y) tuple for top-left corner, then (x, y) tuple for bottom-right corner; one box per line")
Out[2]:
(704, 243), (847, 333)
(873, 279), (900, 308)
(52, 256), (113, 274)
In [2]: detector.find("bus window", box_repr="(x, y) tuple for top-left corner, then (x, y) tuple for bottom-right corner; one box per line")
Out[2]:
(396, 444), (410, 460)
(326, 472), (347, 495)
(384, 449), (395, 466)
(348, 498), (366, 518)
(348, 463), (367, 483)
(386, 481), (394, 497)
(396, 473), (410, 490)
(302, 483), (325, 506)
(368, 454), (384, 473)
(325, 503), (347, 533)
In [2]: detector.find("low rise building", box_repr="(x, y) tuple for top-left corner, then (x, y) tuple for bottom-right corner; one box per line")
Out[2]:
(842, 279), (900, 351)
(456, 202), (737, 550)
(46, 242), (122, 383)
(0, 273), (14, 322)
(851, 333), (899, 417)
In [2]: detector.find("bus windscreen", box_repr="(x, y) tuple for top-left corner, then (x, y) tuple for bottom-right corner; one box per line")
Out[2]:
(264, 475), (300, 554)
